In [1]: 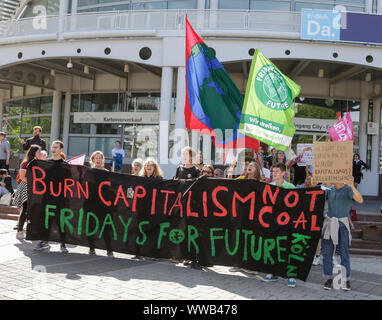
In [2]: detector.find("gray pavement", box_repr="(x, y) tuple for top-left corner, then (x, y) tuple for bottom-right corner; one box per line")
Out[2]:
(1, 220), (382, 300)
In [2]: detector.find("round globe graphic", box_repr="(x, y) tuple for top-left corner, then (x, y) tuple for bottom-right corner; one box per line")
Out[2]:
(262, 71), (288, 103)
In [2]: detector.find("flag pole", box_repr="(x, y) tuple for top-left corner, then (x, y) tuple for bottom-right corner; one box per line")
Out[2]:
(3, 117), (21, 139)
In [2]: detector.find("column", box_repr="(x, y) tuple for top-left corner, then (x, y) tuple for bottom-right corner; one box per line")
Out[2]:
(172, 67), (186, 164)
(210, 0), (219, 28)
(197, 0), (205, 9)
(358, 98), (369, 161)
(371, 99), (381, 173)
(70, 0), (78, 31)
(197, 0), (205, 28)
(202, 133), (212, 164)
(378, 0), (382, 14)
(0, 90), (3, 128)
(365, 0), (373, 13)
(159, 67), (174, 165)
(62, 92), (71, 155)
(50, 91), (62, 143)
(58, 0), (69, 39)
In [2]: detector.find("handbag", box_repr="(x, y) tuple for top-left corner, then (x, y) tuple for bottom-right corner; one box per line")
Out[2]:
(0, 193), (12, 206)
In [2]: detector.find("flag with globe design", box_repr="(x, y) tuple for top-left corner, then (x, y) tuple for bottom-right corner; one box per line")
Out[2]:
(239, 49), (301, 152)
(184, 18), (259, 151)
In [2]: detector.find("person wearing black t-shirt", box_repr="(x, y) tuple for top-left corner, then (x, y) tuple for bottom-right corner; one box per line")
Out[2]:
(20, 126), (46, 151)
(174, 147), (200, 179)
(174, 147), (202, 269)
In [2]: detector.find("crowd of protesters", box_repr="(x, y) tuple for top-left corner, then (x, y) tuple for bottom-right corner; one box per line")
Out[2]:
(3, 131), (367, 292)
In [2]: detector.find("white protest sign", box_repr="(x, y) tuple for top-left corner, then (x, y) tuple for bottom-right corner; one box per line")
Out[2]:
(297, 143), (313, 166)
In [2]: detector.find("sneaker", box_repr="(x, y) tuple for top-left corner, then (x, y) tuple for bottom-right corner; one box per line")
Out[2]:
(288, 278), (296, 288)
(34, 241), (50, 251)
(342, 280), (351, 291)
(89, 248), (96, 255)
(313, 255), (321, 266)
(183, 260), (192, 266)
(16, 231), (24, 240)
(263, 274), (278, 282)
(323, 279), (333, 290)
(228, 267), (242, 273)
(60, 245), (68, 253)
(107, 251), (114, 257)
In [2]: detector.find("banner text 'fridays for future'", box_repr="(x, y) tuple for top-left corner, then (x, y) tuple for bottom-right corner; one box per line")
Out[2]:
(26, 160), (325, 281)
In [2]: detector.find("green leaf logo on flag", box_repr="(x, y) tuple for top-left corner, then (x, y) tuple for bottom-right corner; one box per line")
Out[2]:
(239, 49), (301, 151)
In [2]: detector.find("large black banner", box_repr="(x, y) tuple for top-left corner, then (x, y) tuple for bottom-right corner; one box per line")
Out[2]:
(26, 160), (325, 281)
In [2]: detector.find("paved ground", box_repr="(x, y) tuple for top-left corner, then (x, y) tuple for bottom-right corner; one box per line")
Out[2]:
(1, 219), (381, 300)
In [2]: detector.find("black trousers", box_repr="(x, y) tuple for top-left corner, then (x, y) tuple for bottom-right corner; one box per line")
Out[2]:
(17, 202), (27, 232)
(0, 160), (9, 172)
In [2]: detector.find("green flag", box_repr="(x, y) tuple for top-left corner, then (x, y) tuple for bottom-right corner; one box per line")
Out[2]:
(239, 49), (301, 151)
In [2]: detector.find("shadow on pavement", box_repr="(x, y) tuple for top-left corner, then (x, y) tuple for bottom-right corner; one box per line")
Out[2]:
(13, 240), (266, 298)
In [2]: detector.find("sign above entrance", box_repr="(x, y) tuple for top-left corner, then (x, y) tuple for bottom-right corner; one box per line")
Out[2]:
(73, 112), (175, 124)
(301, 9), (382, 45)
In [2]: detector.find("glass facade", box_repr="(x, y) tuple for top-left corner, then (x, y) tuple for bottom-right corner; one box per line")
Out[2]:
(379, 104), (382, 172)
(219, 0), (365, 12)
(77, 0), (197, 13)
(18, 0), (366, 17)
(1, 96), (53, 155)
(67, 92), (168, 160)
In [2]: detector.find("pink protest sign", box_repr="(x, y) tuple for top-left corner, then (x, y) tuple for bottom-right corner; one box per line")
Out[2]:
(328, 112), (354, 142)
(68, 154), (86, 166)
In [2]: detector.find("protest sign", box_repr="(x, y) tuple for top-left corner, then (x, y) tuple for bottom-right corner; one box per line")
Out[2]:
(26, 160), (325, 281)
(313, 140), (353, 184)
(297, 144), (313, 166)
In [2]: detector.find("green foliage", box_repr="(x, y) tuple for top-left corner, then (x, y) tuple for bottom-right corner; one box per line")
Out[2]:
(295, 103), (336, 119)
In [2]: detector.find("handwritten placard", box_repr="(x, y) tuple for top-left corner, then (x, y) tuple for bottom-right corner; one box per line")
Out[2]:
(313, 140), (353, 184)
(297, 143), (313, 166)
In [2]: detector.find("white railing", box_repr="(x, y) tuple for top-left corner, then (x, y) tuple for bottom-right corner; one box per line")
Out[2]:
(0, 9), (301, 41)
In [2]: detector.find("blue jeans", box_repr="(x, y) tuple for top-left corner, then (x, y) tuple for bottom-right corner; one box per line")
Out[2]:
(322, 223), (351, 280)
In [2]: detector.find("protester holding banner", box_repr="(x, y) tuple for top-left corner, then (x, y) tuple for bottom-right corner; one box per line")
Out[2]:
(14, 145), (42, 240)
(263, 162), (297, 287)
(174, 147), (200, 179)
(196, 153), (204, 171)
(322, 180), (363, 291)
(236, 156), (253, 179)
(201, 165), (214, 177)
(229, 160), (262, 274)
(90, 151), (107, 171)
(140, 158), (164, 178)
(352, 153), (368, 188)
(225, 160), (238, 178)
(214, 168), (224, 178)
(34, 141), (69, 252)
(131, 158), (143, 176)
(38, 150), (47, 160)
